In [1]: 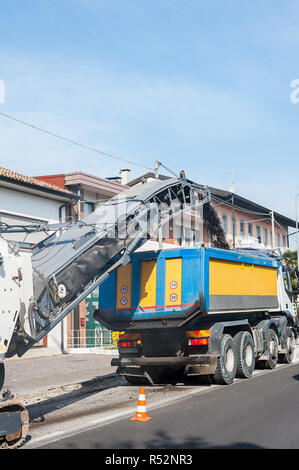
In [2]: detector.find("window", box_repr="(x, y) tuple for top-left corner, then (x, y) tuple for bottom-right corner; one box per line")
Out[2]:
(276, 232), (281, 248)
(222, 214), (228, 234)
(240, 219), (245, 237)
(282, 235), (287, 248)
(263, 228), (268, 246)
(248, 222), (253, 237)
(182, 227), (194, 247)
(231, 216), (237, 236)
(256, 225), (261, 243)
(270, 230), (273, 248)
(84, 202), (95, 217)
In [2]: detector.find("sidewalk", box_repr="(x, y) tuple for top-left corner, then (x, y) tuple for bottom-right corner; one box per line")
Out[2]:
(4, 352), (119, 396)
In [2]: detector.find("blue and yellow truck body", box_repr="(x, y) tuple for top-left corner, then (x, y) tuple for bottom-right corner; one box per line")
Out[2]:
(97, 246), (280, 329)
(95, 246), (295, 384)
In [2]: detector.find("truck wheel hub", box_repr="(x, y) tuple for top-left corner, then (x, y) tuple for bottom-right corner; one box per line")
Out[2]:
(245, 344), (253, 366)
(225, 348), (235, 372)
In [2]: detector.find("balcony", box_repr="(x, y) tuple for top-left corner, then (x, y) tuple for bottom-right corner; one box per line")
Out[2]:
(225, 234), (288, 253)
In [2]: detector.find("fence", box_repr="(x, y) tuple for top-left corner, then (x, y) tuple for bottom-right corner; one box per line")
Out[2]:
(66, 328), (116, 349)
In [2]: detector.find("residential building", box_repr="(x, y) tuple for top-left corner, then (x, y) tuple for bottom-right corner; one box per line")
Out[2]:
(0, 166), (78, 353)
(126, 173), (295, 251)
(209, 187), (293, 251)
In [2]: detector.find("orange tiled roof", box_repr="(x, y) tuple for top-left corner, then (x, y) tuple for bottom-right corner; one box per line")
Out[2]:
(0, 166), (76, 197)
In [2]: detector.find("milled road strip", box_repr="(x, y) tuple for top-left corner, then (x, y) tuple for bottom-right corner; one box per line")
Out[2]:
(25, 347), (299, 449)
(12, 373), (121, 407)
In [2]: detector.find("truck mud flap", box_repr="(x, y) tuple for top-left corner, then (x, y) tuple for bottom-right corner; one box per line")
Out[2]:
(117, 366), (154, 385)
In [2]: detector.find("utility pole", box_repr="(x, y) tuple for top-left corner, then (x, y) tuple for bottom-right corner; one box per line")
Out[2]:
(155, 158), (159, 179)
(232, 195), (235, 249)
(270, 210), (275, 249)
(154, 158), (163, 248)
(230, 170), (236, 249)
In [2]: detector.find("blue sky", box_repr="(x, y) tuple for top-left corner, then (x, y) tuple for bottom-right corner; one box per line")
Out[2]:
(0, 0), (299, 231)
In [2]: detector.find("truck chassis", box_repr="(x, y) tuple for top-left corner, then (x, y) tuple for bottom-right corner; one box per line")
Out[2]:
(113, 314), (297, 386)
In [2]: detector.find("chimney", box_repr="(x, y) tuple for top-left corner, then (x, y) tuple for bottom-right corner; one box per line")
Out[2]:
(120, 169), (131, 185)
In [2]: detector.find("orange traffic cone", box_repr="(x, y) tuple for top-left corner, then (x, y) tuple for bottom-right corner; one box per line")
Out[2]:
(131, 386), (152, 422)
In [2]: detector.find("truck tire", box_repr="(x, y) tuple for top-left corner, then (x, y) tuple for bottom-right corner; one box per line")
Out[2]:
(278, 327), (295, 364)
(213, 334), (237, 385)
(261, 329), (279, 370)
(234, 331), (255, 378)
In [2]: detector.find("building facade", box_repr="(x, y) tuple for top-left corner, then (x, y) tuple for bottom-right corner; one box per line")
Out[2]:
(208, 187), (292, 251)
(0, 166), (78, 353)
(127, 173), (294, 251)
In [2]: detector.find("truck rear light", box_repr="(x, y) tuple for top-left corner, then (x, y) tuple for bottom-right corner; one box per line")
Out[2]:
(119, 333), (142, 341)
(188, 338), (210, 346)
(118, 341), (136, 348)
(186, 330), (210, 338)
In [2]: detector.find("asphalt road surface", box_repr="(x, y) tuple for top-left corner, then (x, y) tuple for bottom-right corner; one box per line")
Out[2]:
(40, 362), (299, 449)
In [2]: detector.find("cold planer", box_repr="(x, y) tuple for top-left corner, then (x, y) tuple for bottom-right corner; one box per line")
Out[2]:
(0, 172), (210, 447)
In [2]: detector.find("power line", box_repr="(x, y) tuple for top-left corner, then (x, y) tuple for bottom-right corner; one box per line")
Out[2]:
(212, 195), (270, 216)
(274, 218), (289, 235)
(0, 111), (154, 172)
(237, 217), (271, 225)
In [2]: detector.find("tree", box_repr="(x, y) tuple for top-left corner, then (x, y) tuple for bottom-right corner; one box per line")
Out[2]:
(203, 203), (230, 250)
(283, 250), (298, 269)
(283, 250), (299, 292)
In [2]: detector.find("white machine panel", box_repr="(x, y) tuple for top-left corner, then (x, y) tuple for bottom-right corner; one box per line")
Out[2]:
(0, 238), (30, 355)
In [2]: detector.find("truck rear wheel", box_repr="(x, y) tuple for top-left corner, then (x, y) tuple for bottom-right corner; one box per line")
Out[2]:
(234, 331), (255, 379)
(278, 327), (295, 364)
(262, 329), (279, 369)
(213, 334), (237, 385)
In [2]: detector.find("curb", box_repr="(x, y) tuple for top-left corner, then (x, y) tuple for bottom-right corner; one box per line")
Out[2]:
(6, 349), (118, 362)
(63, 349), (118, 356)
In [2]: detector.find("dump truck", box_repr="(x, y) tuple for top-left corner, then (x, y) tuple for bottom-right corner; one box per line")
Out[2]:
(0, 171), (298, 446)
(96, 245), (298, 386)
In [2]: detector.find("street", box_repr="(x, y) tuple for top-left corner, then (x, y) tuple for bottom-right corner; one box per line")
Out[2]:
(1, 0), (299, 458)
(24, 359), (299, 450)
